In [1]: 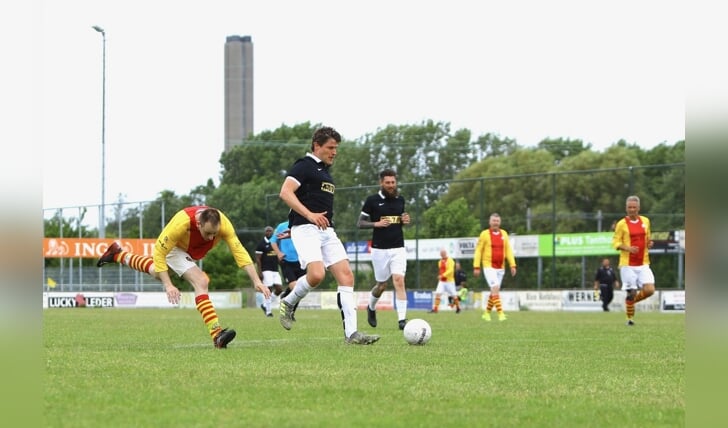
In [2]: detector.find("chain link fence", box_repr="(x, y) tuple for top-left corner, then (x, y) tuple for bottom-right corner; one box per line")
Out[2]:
(44, 164), (685, 292)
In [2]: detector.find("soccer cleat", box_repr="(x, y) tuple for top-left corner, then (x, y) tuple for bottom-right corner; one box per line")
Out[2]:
(428, 308), (438, 313)
(213, 328), (236, 349)
(345, 331), (381, 345)
(398, 319), (407, 330)
(367, 306), (377, 328)
(279, 300), (294, 330)
(626, 319), (635, 326)
(498, 312), (507, 322)
(96, 242), (121, 267)
(456, 307), (461, 314)
(482, 311), (491, 321)
(266, 313), (273, 317)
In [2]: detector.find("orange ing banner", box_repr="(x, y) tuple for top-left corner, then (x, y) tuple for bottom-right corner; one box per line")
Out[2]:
(43, 238), (157, 259)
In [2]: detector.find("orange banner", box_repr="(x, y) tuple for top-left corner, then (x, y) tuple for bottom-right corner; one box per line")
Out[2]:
(43, 238), (156, 258)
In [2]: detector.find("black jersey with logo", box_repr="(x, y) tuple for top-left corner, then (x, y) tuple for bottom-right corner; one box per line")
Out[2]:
(255, 238), (279, 272)
(360, 191), (406, 249)
(286, 155), (336, 228)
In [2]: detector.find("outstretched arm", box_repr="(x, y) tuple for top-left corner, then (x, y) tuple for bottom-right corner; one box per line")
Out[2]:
(242, 263), (270, 297)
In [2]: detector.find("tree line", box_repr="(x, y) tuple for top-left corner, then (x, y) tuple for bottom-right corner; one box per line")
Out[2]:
(44, 120), (685, 290)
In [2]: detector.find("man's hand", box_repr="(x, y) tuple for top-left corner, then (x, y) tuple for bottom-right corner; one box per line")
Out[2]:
(255, 281), (271, 298)
(401, 212), (411, 225)
(308, 212), (330, 230)
(165, 284), (181, 305)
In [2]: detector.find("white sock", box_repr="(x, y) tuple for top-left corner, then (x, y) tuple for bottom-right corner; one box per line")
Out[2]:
(337, 286), (357, 338)
(285, 275), (311, 305)
(396, 299), (408, 321)
(368, 292), (380, 311)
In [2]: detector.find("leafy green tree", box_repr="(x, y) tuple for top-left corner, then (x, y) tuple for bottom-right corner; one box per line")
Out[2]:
(199, 242), (253, 291)
(354, 121), (468, 206)
(44, 120), (684, 292)
(44, 208), (91, 238)
(450, 148), (555, 232)
(419, 197), (481, 238)
(537, 138), (591, 162)
(219, 122), (316, 186)
(471, 133), (519, 160)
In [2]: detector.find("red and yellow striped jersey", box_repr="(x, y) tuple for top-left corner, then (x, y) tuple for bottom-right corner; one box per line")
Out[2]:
(473, 228), (516, 269)
(153, 206), (254, 273)
(612, 215), (651, 267)
(438, 257), (455, 282)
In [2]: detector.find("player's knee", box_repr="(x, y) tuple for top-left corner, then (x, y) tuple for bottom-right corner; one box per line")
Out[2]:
(625, 290), (636, 302)
(308, 271), (325, 286)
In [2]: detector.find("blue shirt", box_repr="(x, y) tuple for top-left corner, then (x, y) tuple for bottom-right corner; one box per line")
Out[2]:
(270, 220), (298, 263)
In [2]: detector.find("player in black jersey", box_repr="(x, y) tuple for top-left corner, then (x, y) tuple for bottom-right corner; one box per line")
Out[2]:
(357, 169), (411, 330)
(254, 226), (283, 317)
(277, 126), (380, 345)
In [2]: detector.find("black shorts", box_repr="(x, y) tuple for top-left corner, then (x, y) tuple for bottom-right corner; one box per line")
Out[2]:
(280, 260), (306, 284)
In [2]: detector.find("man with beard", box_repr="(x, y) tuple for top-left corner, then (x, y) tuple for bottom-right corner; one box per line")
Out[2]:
(357, 169), (412, 330)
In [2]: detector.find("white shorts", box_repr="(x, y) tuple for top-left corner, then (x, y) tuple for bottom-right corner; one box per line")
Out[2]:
(371, 247), (407, 282)
(435, 281), (457, 297)
(620, 265), (655, 291)
(165, 247), (199, 277)
(482, 268), (506, 289)
(262, 270), (282, 287)
(291, 224), (348, 269)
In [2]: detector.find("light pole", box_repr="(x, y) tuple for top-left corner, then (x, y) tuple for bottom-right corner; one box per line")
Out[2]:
(92, 25), (106, 238)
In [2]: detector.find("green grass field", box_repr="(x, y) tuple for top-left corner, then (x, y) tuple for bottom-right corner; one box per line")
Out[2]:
(43, 308), (685, 427)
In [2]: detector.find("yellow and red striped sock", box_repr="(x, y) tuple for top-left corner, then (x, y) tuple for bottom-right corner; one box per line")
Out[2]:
(626, 300), (635, 319)
(433, 295), (441, 312)
(195, 294), (221, 340)
(116, 251), (154, 274)
(453, 296), (461, 311)
(493, 296), (503, 314)
(486, 296), (494, 312)
(633, 290), (646, 303)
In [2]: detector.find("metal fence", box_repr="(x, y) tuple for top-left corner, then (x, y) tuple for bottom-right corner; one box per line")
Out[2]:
(43, 164), (685, 292)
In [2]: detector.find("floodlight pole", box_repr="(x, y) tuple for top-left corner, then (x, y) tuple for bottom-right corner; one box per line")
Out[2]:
(92, 25), (106, 238)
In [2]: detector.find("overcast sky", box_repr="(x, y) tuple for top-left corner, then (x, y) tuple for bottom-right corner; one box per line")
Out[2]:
(36, 0), (686, 220)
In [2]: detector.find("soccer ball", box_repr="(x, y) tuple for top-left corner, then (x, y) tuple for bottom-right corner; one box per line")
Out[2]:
(403, 318), (432, 345)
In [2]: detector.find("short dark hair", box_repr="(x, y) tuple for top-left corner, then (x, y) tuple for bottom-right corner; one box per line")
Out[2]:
(311, 126), (341, 151)
(379, 169), (397, 180)
(199, 208), (221, 227)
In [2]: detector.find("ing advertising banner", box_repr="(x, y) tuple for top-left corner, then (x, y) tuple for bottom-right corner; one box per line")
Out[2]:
(43, 238), (156, 258)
